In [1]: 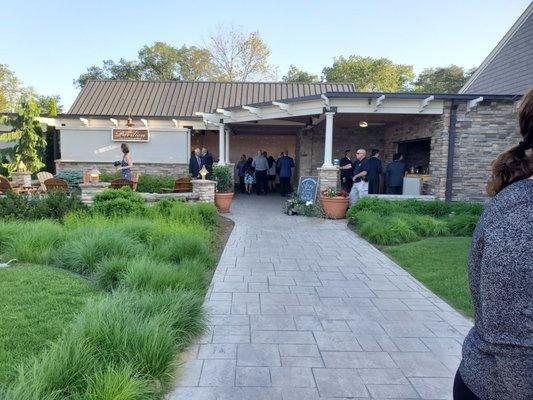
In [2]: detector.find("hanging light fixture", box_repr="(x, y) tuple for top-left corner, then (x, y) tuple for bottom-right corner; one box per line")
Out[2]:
(359, 121), (368, 128)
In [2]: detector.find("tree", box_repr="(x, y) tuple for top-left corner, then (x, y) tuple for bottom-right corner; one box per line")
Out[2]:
(207, 25), (276, 81)
(75, 42), (213, 87)
(282, 65), (319, 82)
(0, 97), (46, 174)
(414, 65), (476, 93)
(323, 55), (414, 92)
(0, 64), (23, 112)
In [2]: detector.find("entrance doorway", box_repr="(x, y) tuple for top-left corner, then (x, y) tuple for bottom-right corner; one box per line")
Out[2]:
(397, 137), (431, 174)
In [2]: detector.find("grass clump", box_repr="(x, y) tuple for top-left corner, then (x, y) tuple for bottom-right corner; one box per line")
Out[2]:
(83, 366), (153, 400)
(3, 220), (64, 264)
(447, 214), (479, 236)
(92, 187), (146, 217)
(359, 216), (419, 246)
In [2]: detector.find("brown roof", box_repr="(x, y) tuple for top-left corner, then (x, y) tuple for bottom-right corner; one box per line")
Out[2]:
(67, 80), (355, 118)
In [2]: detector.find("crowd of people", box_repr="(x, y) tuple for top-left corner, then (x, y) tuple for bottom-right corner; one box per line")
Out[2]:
(235, 150), (295, 196)
(339, 148), (408, 204)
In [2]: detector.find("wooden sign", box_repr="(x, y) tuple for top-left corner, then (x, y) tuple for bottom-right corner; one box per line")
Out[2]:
(112, 128), (150, 142)
(297, 176), (319, 204)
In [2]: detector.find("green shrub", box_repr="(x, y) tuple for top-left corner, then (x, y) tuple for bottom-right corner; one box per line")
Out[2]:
(152, 198), (184, 217)
(346, 209), (380, 226)
(55, 170), (83, 189)
(359, 216), (419, 245)
(114, 218), (157, 243)
(0, 220), (19, 255)
(447, 214), (479, 236)
(54, 227), (143, 274)
(396, 199), (451, 217)
(112, 289), (205, 349)
(33, 191), (86, 220)
(4, 220), (65, 264)
(71, 297), (176, 386)
(193, 202), (218, 228)
(122, 257), (208, 293)
(95, 257), (131, 291)
(0, 192), (33, 219)
(136, 174), (175, 193)
(404, 214), (450, 237)
(92, 187), (146, 217)
(213, 164), (232, 192)
(99, 170), (121, 182)
(152, 232), (212, 265)
(349, 197), (399, 216)
(83, 366), (153, 400)
(449, 201), (484, 217)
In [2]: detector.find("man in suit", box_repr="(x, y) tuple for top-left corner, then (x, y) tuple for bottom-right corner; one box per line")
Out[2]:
(339, 149), (354, 193)
(189, 148), (202, 178)
(366, 149), (383, 194)
(201, 147), (214, 179)
(385, 152), (407, 194)
(277, 150), (295, 197)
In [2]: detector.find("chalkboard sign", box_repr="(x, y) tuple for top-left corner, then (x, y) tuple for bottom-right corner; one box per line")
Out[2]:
(297, 176), (319, 204)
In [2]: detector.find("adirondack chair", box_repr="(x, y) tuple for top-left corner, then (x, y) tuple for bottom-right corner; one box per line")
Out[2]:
(110, 178), (134, 190)
(0, 175), (31, 194)
(43, 178), (69, 191)
(162, 177), (192, 193)
(37, 171), (54, 192)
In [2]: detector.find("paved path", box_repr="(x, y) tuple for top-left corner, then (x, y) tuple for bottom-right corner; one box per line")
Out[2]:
(168, 195), (472, 400)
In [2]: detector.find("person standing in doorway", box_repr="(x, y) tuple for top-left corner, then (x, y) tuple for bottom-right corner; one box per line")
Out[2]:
(252, 151), (269, 195)
(236, 154), (247, 193)
(339, 149), (354, 193)
(349, 149), (369, 205)
(267, 155), (277, 192)
(385, 153), (407, 194)
(189, 148), (203, 179)
(454, 89), (533, 400)
(201, 147), (213, 179)
(243, 157), (254, 195)
(367, 149), (383, 194)
(278, 150), (295, 197)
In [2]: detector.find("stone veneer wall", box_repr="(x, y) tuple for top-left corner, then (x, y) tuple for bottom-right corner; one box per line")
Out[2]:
(55, 161), (189, 177)
(452, 100), (520, 201)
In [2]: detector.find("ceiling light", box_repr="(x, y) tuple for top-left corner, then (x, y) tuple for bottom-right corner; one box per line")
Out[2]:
(359, 121), (368, 128)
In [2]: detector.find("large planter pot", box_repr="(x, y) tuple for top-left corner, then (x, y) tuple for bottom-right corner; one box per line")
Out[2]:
(11, 171), (32, 188)
(321, 196), (349, 219)
(214, 192), (234, 213)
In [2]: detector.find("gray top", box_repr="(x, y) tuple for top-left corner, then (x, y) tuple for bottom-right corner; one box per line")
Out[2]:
(459, 178), (533, 400)
(252, 155), (269, 171)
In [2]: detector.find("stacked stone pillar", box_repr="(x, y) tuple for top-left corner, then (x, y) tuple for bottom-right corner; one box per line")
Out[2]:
(191, 179), (216, 203)
(317, 166), (339, 195)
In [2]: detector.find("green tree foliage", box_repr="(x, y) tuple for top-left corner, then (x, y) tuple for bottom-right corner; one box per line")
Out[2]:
(282, 65), (319, 82)
(0, 97), (46, 174)
(414, 65), (476, 93)
(0, 64), (23, 113)
(323, 55), (415, 92)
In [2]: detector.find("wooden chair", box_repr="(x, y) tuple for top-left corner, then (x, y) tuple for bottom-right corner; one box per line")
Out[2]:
(110, 178), (134, 190)
(0, 175), (32, 194)
(37, 171), (54, 192)
(131, 172), (140, 191)
(43, 178), (69, 191)
(163, 177), (192, 193)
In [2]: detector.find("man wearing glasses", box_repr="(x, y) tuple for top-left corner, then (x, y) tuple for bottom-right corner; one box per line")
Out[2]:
(349, 148), (369, 205)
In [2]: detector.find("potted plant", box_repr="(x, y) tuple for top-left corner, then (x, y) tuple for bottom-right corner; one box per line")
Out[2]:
(213, 164), (233, 213)
(321, 187), (349, 219)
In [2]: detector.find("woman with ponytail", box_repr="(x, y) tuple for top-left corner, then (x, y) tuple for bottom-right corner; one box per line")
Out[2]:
(454, 90), (533, 400)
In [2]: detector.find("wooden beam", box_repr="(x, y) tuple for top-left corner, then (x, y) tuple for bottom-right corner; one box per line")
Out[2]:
(419, 95), (434, 112)
(216, 108), (234, 119)
(321, 94), (330, 107)
(109, 118), (118, 127)
(140, 118), (148, 128)
(272, 101), (293, 115)
(79, 117), (89, 126)
(242, 105), (262, 117)
(374, 95), (386, 111)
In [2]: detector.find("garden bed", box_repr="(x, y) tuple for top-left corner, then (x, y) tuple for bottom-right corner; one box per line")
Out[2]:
(0, 187), (225, 399)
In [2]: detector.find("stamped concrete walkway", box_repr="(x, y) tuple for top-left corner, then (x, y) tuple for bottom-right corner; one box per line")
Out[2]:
(168, 195), (472, 400)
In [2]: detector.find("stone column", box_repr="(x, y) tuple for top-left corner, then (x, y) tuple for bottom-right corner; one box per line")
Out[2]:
(191, 179), (216, 203)
(186, 128), (191, 155)
(317, 166), (339, 194)
(225, 129), (230, 163)
(323, 111), (335, 167)
(79, 182), (111, 205)
(218, 123), (226, 164)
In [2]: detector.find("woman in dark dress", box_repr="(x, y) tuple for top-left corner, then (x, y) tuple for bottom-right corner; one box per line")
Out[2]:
(454, 89), (533, 399)
(117, 143), (133, 181)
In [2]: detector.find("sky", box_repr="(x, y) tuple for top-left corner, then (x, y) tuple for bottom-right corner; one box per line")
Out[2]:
(1, 0), (530, 109)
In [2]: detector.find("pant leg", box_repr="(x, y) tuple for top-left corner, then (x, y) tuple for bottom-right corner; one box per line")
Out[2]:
(368, 179), (379, 194)
(280, 177), (288, 196)
(453, 369), (480, 400)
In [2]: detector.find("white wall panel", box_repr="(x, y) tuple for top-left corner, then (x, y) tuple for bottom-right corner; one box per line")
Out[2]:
(60, 128), (188, 163)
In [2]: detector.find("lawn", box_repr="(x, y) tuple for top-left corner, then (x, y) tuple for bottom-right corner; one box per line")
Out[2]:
(0, 188), (223, 399)
(384, 237), (473, 318)
(0, 265), (100, 384)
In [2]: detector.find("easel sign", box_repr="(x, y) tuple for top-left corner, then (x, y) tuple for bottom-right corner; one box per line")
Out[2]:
(297, 176), (319, 204)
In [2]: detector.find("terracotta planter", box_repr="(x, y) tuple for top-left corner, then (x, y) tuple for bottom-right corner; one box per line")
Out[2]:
(321, 196), (349, 219)
(215, 192), (234, 213)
